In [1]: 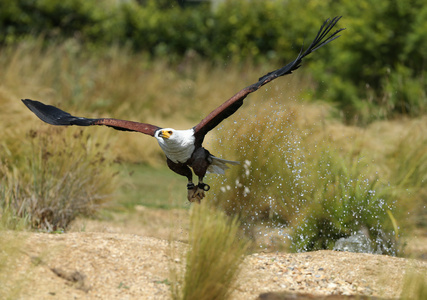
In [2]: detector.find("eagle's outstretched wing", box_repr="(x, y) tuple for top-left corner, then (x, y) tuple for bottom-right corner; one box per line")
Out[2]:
(22, 99), (161, 136)
(193, 16), (345, 144)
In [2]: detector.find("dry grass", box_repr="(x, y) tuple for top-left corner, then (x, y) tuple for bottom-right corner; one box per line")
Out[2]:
(0, 39), (303, 164)
(1, 126), (118, 230)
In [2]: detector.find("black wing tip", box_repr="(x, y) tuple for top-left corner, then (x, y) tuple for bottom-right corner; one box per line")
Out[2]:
(22, 98), (39, 103)
(21, 98), (48, 114)
(22, 98), (36, 106)
(314, 17), (344, 41)
(22, 98), (95, 126)
(22, 98), (52, 110)
(324, 16), (343, 28)
(258, 16), (344, 83)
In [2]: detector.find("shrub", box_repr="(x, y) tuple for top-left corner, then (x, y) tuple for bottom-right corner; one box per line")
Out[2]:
(289, 149), (397, 254)
(0, 0), (122, 45)
(310, 0), (427, 122)
(0, 127), (117, 230)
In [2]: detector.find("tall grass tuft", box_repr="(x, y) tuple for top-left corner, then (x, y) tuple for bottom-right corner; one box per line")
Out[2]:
(385, 120), (427, 228)
(0, 127), (117, 230)
(171, 202), (248, 300)
(400, 266), (427, 300)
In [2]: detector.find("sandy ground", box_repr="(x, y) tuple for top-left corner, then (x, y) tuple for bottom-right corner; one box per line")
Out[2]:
(8, 208), (427, 300)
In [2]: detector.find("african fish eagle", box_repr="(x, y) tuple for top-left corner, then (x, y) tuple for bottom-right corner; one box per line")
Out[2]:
(22, 17), (344, 202)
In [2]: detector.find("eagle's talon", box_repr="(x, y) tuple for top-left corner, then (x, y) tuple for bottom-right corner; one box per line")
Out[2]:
(187, 186), (206, 203)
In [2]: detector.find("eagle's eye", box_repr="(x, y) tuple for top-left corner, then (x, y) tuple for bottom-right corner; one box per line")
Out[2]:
(167, 130), (173, 135)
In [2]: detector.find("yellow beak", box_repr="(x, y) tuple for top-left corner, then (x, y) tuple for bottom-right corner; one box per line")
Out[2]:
(160, 130), (172, 139)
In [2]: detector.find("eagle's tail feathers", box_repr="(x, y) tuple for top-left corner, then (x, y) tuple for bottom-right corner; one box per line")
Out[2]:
(207, 156), (240, 175)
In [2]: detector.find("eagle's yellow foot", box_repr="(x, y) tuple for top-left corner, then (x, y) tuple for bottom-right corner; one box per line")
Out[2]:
(187, 183), (210, 203)
(187, 187), (204, 203)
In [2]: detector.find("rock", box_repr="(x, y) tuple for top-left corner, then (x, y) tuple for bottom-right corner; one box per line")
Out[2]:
(333, 230), (374, 254)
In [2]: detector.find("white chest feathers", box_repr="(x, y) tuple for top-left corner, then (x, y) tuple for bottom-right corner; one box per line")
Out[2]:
(155, 128), (196, 163)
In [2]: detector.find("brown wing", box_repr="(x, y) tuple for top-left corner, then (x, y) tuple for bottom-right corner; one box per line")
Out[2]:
(193, 16), (345, 144)
(91, 118), (161, 135)
(22, 99), (160, 136)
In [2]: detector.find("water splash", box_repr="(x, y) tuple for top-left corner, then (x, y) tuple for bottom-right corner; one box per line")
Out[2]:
(210, 101), (399, 255)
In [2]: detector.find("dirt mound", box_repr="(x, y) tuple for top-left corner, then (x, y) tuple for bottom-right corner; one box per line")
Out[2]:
(15, 231), (426, 300)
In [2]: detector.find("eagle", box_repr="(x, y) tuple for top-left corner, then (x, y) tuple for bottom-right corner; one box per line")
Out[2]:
(22, 17), (344, 203)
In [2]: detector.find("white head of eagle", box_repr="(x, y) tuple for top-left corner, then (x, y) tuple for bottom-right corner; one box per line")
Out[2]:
(155, 128), (196, 164)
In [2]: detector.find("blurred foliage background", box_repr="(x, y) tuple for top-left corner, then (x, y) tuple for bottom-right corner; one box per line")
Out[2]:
(0, 0), (426, 256)
(1, 0), (426, 122)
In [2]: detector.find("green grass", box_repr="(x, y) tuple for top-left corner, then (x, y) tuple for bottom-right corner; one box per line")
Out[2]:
(115, 163), (189, 210)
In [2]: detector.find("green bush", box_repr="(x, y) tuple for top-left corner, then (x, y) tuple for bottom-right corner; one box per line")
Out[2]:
(289, 150), (396, 254)
(0, 0), (118, 44)
(310, 0), (427, 122)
